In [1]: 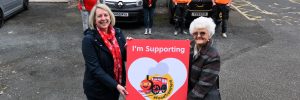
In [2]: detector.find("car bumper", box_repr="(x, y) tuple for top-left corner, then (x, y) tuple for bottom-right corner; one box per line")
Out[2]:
(110, 7), (144, 23)
(186, 10), (212, 19)
(113, 11), (144, 23)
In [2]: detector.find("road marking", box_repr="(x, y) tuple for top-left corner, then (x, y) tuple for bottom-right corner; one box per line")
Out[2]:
(231, 0), (276, 21)
(282, 16), (295, 25)
(288, 12), (300, 15)
(289, 0), (300, 4)
(232, 0), (300, 26)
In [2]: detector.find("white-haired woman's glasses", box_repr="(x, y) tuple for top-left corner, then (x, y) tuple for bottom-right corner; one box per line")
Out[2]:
(192, 31), (207, 37)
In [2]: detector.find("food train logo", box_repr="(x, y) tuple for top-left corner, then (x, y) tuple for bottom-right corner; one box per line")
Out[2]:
(139, 74), (174, 100)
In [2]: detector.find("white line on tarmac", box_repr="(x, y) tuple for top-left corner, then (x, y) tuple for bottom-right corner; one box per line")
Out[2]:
(231, 4), (256, 20)
(231, 0), (277, 20)
(289, 0), (300, 4)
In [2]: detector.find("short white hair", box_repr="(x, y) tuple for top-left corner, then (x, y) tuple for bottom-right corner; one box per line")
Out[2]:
(189, 17), (216, 38)
(88, 3), (116, 29)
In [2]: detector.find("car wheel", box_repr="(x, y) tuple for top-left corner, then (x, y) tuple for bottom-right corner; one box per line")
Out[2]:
(23, 0), (29, 10)
(0, 9), (4, 28)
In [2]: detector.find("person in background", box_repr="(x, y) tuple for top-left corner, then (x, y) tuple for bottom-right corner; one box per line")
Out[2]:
(172, 0), (191, 36)
(81, 4), (128, 100)
(188, 17), (221, 100)
(78, 0), (100, 31)
(211, 0), (232, 38)
(143, 0), (157, 35)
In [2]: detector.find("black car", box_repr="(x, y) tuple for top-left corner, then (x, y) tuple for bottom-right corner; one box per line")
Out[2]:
(167, 0), (213, 25)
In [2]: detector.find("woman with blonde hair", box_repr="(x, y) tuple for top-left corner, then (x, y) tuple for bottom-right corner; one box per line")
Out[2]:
(82, 4), (128, 100)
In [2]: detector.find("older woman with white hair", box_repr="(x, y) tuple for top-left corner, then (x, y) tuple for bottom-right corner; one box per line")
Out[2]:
(81, 3), (128, 100)
(188, 17), (221, 100)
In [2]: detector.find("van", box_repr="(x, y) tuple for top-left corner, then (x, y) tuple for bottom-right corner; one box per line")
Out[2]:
(105, 0), (144, 23)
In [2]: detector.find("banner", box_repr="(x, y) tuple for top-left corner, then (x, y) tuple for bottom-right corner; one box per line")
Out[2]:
(126, 39), (190, 100)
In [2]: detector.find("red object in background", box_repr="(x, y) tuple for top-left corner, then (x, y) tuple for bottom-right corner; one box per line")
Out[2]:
(149, 0), (152, 6)
(77, 0), (98, 12)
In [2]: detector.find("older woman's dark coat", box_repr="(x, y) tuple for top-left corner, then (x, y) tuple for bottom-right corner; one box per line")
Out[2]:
(188, 40), (221, 100)
(81, 28), (126, 100)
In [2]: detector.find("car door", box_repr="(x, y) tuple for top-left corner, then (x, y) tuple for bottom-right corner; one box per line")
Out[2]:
(17, 0), (23, 6)
(2, 0), (21, 17)
(1, 0), (11, 13)
(2, 0), (15, 12)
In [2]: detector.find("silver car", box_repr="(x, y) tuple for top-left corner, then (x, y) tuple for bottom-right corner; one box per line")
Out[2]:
(0, 0), (29, 28)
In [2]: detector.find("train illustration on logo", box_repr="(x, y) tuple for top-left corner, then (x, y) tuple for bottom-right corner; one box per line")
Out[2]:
(140, 75), (168, 95)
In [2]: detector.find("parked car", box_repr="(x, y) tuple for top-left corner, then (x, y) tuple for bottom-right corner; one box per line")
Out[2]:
(105, 0), (143, 23)
(0, 0), (29, 28)
(167, 0), (212, 25)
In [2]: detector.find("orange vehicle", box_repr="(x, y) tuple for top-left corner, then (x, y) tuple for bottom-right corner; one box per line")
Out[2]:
(140, 75), (168, 95)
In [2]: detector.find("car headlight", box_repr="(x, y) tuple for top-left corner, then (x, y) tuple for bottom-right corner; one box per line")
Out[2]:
(136, 0), (143, 7)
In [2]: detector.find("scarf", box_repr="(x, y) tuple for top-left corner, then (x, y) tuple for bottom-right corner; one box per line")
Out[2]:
(97, 26), (123, 84)
(149, 0), (152, 6)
